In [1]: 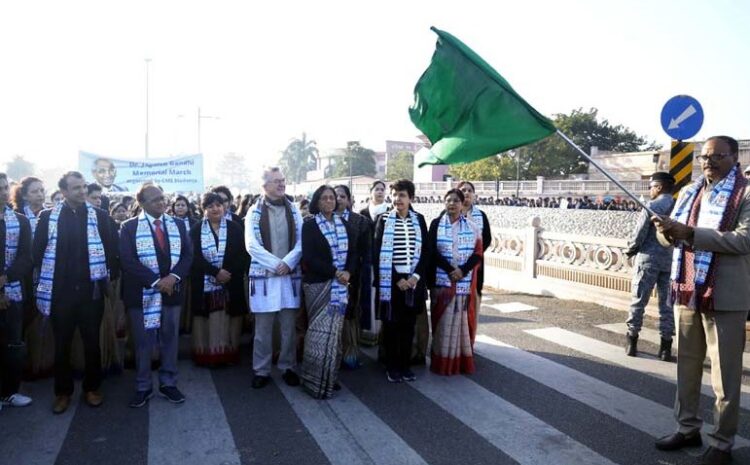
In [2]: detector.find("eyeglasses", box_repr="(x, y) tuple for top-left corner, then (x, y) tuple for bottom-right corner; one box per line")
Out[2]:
(267, 179), (286, 185)
(696, 153), (733, 163)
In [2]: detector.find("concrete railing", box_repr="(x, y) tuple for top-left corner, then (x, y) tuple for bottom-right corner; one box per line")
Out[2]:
(347, 179), (652, 199)
(483, 216), (657, 314)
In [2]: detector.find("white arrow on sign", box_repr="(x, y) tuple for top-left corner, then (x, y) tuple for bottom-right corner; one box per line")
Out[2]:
(668, 104), (697, 130)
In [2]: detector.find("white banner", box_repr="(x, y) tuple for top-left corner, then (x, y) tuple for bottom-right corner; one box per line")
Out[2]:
(78, 151), (204, 194)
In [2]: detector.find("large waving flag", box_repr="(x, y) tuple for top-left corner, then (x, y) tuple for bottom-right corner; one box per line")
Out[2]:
(410, 27), (556, 167)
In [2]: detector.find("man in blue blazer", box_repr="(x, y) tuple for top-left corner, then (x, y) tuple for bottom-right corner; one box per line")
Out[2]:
(119, 183), (192, 408)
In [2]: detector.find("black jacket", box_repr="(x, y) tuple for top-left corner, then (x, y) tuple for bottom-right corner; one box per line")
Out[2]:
(372, 211), (430, 308)
(190, 220), (249, 316)
(301, 216), (357, 284)
(33, 203), (119, 308)
(427, 216), (482, 289)
(0, 211), (33, 286)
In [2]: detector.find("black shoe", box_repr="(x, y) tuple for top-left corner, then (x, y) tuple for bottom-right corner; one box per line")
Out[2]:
(402, 369), (417, 382)
(386, 370), (403, 383)
(282, 370), (300, 387)
(333, 382), (342, 391)
(129, 389), (153, 408)
(252, 375), (270, 389)
(158, 385), (185, 404)
(698, 446), (732, 465)
(625, 333), (638, 357)
(659, 338), (674, 362)
(654, 432), (702, 451)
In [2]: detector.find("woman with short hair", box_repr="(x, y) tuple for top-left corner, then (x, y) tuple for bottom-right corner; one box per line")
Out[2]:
(373, 179), (428, 383)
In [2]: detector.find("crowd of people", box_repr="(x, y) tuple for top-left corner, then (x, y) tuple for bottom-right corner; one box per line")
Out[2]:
(1, 134), (748, 465)
(0, 169), (491, 412)
(412, 194), (642, 210)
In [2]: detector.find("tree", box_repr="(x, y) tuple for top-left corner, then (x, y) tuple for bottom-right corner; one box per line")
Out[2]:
(386, 151), (414, 180)
(6, 155), (35, 180)
(330, 141), (377, 178)
(447, 108), (660, 180)
(449, 155), (508, 181)
(279, 133), (319, 184)
(523, 107), (661, 178)
(216, 152), (250, 191)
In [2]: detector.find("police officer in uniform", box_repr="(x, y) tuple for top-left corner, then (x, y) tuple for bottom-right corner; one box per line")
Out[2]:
(624, 172), (676, 360)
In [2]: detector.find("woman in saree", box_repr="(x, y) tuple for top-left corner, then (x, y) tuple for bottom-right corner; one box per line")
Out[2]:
(300, 185), (355, 398)
(428, 189), (482, 376)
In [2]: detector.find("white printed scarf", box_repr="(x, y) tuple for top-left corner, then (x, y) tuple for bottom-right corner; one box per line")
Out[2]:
(435, 213), (478, 295)
(467, 206), (484, 237)
(37, 202), (107, 315)
(378, 210), (422, 303)
(23, 205), (40, 239)
(135, 213), (181, 329)
(248, 196), (301, 296)
(315, 213), (349, 315)
(670, 166), (739, 285)
(201, 218), (227, 293)
(3, 207), (23, 302)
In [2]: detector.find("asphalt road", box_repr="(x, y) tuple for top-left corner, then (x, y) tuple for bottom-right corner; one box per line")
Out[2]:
(2, 290), (749, 465)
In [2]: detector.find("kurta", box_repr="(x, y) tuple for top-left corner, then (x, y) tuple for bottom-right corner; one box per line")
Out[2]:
(245, 200), (303, 313)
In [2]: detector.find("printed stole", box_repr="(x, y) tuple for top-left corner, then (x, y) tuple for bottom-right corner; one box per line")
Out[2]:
(378, 210), (422, 303)
(3, 207), (23, 302)
(670, 165), (747, 309)
(23, 205), (39, 238)
(136, 213), (181, 329)
(468, 206), (484, 237)
(248, 196), (301, 296)
(201, 218), (227, 293)
(37, 203), (107, 315)
(435, 214), (477, 296)
(315, 213), (348, 315)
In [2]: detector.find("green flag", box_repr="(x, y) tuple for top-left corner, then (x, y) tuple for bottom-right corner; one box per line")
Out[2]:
(410, 27), (556, 167)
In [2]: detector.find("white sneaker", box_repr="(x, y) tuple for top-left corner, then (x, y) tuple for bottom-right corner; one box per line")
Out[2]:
(1, 393), (33, 407)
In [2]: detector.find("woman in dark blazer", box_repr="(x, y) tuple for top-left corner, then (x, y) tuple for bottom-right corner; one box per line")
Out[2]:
(189, 192), (249, 366)
(373, 179), (429, 384)
(300, 185), (357, 399)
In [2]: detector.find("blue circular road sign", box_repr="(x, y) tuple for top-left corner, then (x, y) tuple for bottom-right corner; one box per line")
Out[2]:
(660, 95), (703, 140)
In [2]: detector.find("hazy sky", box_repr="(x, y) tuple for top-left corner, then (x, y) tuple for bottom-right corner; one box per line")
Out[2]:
(1, 0), (748, 179)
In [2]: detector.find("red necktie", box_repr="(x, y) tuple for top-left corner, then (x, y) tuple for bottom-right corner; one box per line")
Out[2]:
(153, 219), (167, 252)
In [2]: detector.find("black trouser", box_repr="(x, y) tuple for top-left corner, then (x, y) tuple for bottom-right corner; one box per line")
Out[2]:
(382, 275), (419, 374)
(0, 301), (24, 398)
(50, 300), (104, 396)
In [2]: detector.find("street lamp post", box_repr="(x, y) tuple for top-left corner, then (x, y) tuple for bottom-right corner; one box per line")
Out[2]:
(197, 107), (220, 154)
(509, 149), (521, 199)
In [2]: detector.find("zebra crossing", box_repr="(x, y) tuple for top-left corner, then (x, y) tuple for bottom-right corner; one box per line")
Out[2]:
(2, 298), (749, 465)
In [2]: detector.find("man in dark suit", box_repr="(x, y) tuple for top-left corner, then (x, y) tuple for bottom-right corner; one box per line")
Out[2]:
(33, 171), (119, 414)
(119, 183), (192, 408)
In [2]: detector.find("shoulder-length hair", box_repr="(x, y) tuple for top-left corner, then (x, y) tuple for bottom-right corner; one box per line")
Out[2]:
(309, 185), (338, 215)
(11, 176), (43, 211)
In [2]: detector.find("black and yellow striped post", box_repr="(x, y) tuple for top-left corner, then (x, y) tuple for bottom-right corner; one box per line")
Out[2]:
(669, 140), (695, 197)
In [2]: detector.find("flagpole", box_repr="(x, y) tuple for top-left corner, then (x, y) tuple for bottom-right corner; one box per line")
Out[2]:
(555, 129), (660, 218)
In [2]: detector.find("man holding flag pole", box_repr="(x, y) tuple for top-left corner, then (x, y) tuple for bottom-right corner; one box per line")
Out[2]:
(409, 26), (745, 465)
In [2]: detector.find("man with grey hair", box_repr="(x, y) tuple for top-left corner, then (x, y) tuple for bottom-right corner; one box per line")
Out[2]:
(245, 167), (302, 389)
